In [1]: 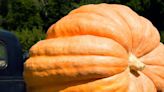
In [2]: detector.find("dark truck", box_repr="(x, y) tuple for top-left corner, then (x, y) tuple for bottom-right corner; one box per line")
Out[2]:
(0, 29), (26, 92)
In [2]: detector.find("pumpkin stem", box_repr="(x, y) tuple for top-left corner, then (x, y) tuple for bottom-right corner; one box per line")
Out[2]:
(128, 53), (145, 71)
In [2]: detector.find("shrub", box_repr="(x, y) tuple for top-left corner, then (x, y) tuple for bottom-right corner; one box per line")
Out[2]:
(12, 28), (46, 53)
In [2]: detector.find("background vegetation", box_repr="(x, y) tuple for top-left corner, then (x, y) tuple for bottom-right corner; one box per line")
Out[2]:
(0, 43), (6, 59)
(0, 0), (164, 53)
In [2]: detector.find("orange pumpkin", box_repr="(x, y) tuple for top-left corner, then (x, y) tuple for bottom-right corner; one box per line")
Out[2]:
(24, 3), (164, 92)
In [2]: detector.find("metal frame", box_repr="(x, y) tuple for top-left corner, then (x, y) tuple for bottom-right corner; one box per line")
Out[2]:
(0, 29), (26, 92)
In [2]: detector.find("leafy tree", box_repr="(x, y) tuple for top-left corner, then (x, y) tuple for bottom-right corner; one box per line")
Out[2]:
(2, 0), (43, 30)
(0, 0), (8, 17)
(12, 28), (45, 53)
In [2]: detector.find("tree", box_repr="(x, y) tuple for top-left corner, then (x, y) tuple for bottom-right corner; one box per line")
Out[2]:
(1, 0), (43, 30)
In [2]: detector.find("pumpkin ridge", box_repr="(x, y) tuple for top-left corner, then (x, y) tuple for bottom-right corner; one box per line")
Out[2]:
(24, 65), (126, 72)
(47, 12), (132, 50)
(107, 4), (139, 53)
(133, 17), (160, 57)
(128, 71), (157, 92)
(26, 77), (107, 92)
(144, 65), (164, 79)
(61, 69), (129, 92)
(69, 4), (129, 30)
(30, 35), (128, 58)
(142, 69), (163, 91)
(24, 55), (128, 71)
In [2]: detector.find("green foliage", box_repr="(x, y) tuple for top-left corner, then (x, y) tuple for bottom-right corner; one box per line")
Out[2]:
(126, 0), (150, 13)
(1, 0), (164, 30)
(2, 0), (43, 30)
(12, 28), (46, 53)
(0, 0), (8, 17)
(160, 31), (164, 43)
(0, 44), (6, 59)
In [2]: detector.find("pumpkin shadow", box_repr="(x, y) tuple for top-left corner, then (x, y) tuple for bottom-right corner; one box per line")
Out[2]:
(130, 69), (140, 77)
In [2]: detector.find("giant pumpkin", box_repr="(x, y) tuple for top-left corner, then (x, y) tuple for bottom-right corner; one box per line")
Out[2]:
(24, 3), (164, 92)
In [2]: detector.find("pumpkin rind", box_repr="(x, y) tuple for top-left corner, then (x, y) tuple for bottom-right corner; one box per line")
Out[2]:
(24, 3), (164, 92)
(128, 71), (156, 92)
(141, 43), (164, 91)
(30, 35), (128, 58)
